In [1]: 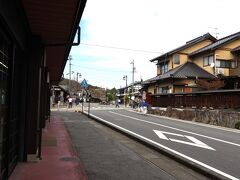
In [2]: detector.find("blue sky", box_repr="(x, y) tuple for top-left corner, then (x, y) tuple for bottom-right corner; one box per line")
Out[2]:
(64, 0), (240, 89)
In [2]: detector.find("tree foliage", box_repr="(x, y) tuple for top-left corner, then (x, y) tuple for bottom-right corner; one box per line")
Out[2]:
(106, 88), (116, 102)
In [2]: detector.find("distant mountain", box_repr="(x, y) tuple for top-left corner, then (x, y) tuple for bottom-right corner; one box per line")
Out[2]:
(58, 78), (106, 101)
(59, 78), (99, 91)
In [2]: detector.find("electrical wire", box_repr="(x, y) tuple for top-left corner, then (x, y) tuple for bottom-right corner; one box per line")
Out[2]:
(81, 43), (162, 54)
(71, 63), (131, 73)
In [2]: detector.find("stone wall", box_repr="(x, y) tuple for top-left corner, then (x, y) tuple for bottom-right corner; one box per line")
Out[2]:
(148, 107), (240, 129)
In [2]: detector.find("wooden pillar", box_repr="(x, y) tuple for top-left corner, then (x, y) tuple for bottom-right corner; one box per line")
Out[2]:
(25, 36), (44, 159)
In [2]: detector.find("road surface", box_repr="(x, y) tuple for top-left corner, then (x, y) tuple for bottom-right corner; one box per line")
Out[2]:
(55, 110), (210, 180)
(87, 106), (240, 180)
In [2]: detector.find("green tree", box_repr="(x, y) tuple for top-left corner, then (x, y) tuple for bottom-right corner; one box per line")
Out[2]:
(106, 88), (116, 102)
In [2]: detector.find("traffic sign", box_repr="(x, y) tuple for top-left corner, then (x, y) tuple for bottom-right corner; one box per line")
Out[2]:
(81, 79), (88, 88)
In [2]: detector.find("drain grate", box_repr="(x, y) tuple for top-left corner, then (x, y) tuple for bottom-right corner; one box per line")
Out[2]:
(42, 136), (57, 147)
(59, 156), (79, 162)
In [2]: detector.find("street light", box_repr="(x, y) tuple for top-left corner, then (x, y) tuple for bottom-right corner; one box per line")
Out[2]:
(76, 72), (82, 82)
(123, 75), (127, 87)
(76, 72), (82, 92)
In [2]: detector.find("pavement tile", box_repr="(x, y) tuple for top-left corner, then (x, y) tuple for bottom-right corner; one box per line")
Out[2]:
(9, 115), (87, 180)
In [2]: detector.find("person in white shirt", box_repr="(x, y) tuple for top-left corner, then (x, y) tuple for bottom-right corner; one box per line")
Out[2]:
(68, 97), (73, 108)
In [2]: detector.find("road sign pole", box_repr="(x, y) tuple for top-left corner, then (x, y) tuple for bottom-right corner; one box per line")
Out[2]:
(80, 79), (89, 113)
(88, 99), (90, 117)
(82, 96), (84, 113)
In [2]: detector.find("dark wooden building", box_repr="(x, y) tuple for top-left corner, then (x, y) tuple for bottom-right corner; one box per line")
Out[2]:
(0, 1), (87, 179)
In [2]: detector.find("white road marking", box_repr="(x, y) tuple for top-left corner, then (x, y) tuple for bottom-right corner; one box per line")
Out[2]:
(154, 130), (215, 150)
(154, 130), (169, 140)
(89, 107), (126, 111)
(109, 111), (240, 148)
(89, 113), (239, 180)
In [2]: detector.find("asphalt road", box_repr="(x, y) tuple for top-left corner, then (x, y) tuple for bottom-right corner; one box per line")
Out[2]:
(87, 107), (240, 180)
(56, 110), (210, 180)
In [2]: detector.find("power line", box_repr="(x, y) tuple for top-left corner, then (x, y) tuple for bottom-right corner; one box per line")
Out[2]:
(81, 43), (162, 54)
(71, 63), (131, 73)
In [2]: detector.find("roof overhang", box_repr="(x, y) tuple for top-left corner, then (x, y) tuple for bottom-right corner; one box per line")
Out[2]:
(150, 33), (217, 63)
(231, 46), (240, 54)
(21, 0), (87, 84)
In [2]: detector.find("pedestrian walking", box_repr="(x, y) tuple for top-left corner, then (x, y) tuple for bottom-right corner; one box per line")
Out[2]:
(75, 96), (80, 112)
(140, 101), (149, 115)
(115, 98), (120, 108)
(68, 96), (73, 108)
(57, 95), (61, 111)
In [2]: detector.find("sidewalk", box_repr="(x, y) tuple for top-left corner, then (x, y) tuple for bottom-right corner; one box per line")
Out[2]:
(9, 115), (87, 180)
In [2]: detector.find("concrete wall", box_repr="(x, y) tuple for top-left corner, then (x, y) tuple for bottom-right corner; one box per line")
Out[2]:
(148, 107), (240, 129)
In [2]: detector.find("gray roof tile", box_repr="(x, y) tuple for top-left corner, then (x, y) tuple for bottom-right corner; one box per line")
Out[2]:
(190, 31), (240, 57)
(142, 62), (216, 84)
(150, 33), (216, 62)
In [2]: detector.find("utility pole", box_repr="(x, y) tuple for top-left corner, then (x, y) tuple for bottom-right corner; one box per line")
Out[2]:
(130, 60), (135, 108)
(77, 72), (81, 92)
(68, 55), (72, 95)
(123, 75), (127, 88)
(123, 75), (128, 107)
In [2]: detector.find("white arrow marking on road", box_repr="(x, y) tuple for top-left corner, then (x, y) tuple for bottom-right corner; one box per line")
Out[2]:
(154, 130), (215, 151)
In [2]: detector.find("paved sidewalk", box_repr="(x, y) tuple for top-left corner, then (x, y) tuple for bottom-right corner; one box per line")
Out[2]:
(9, 115), (87, 180)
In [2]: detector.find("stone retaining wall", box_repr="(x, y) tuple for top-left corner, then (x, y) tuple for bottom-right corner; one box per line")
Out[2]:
(148, 107), (240, 129)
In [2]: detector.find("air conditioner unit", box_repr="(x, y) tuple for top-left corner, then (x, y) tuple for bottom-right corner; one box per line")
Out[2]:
(216, 68), (224, 75)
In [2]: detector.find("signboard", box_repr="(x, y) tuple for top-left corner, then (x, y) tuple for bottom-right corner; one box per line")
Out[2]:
(81, 79), (88, 88)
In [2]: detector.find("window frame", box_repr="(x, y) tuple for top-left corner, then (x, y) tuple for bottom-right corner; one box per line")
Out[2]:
(215, 59), (236, 69)
(158, 86), (169, 94)
(173, 54), (180, 64)
(203, 55), (214, 67)
(160, 63), (168, 74)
